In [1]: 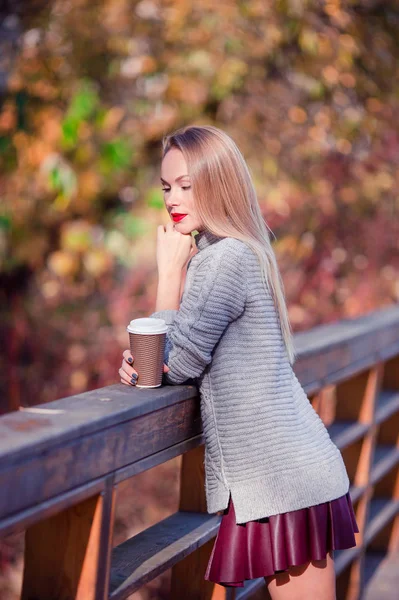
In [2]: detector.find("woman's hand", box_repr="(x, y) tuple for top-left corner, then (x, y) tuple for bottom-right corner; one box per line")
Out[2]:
(119, 350), (170, 386)
(156, 222), (195, 276)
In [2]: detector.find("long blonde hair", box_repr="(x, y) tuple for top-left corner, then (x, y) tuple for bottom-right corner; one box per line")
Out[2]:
(162, 125), (296, 365)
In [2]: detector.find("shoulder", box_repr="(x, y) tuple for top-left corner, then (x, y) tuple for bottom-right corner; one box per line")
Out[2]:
(215, 237), (250, 257)
(186, 239), (250, 291)
(184, 238), (252, 302)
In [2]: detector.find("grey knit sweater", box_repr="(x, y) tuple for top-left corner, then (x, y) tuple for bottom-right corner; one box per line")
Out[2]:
(151, 229), (350, 524)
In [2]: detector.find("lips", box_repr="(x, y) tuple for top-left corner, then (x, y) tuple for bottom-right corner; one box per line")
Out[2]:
(171, 213), (187, 222)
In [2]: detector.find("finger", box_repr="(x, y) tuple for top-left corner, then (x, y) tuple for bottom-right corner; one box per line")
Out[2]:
(119, 366), (138, 386)
(157, 224), (165, 240)
(121, 359), (138, 379)
(119, 367), (135, 385)
(122, 349), (134, 364)
(165, 221), (175, 232)
(163, 363), (170, 373)
(187, 245), (196, 260)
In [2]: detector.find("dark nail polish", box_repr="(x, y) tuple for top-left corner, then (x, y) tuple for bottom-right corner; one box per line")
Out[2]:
(131, 377), (136, 384)
(127, 357), (133, 364)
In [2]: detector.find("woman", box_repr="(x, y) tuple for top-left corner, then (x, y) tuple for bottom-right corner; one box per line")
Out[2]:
(119, 125), (358, 599)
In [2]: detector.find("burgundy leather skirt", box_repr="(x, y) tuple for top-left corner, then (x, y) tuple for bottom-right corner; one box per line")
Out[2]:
(205, 492), (359, 587)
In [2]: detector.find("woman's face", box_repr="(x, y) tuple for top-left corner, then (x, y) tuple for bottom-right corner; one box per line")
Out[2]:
(161, 148), (204, 234)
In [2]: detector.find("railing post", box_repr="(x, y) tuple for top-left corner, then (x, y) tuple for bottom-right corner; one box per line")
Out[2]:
(383, 355), (399, 555)
(171, 445), (225, 600)
(349, 364), (383, 600)
(21, 476), (117, 600)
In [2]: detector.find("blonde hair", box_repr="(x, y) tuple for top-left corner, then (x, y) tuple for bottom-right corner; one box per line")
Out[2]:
(162, 125), (296, 365)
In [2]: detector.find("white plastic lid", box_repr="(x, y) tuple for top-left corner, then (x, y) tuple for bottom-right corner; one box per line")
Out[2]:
(127, 317), (168, 335)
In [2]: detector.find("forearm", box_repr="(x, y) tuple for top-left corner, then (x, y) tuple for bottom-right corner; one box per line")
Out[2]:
(155, 270), (183, 312)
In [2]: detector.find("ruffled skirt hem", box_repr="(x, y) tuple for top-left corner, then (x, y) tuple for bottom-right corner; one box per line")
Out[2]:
(204, 491), (359, 588)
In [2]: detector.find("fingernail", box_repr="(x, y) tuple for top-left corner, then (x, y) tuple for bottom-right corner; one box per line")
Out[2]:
(131, 377), (137, 384)
(127, 357), (133, 364)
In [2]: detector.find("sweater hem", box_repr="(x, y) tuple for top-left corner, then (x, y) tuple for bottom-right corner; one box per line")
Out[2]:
(206, 452), (350, 525)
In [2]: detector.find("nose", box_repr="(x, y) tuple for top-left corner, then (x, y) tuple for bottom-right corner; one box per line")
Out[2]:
(165, 189), (181, 210)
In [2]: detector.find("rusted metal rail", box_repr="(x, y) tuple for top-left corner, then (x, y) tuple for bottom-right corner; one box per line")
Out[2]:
(1, 304), (398, 600)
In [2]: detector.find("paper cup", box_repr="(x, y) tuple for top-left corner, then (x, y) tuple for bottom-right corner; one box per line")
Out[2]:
(127, 318), (168, 388)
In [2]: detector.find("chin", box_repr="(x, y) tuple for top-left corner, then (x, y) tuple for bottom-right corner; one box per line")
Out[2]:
(172, 221), (193, 234)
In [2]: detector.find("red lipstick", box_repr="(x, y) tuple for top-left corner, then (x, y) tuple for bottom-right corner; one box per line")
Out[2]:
(171, 213), (187, 222)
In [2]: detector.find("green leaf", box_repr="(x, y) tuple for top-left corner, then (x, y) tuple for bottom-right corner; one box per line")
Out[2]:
(122, 214), (148, 238)
(100, 139), (131, 171)
(0, 136), (11, 154)
(48, 163), (77, 200)
(0, 214), (11, 230)
(68, 80), (99, 122)
(61, 79), (99, 149)
(145, 187), (164, 209)
(61, 118), (79, 148)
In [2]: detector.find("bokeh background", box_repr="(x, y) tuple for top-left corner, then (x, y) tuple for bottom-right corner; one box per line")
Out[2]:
(1, 0), (398, 597)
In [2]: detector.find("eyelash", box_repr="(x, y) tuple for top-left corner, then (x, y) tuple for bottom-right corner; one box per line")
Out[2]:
(162, 186), (191, 193)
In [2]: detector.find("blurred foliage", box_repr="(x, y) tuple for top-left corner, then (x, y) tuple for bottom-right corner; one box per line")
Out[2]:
(0, 0), (398, 406)
(1, 1), (399, 597)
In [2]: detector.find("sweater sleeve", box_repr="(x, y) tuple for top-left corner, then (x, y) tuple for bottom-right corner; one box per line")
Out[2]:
(150, 244), (247, 385)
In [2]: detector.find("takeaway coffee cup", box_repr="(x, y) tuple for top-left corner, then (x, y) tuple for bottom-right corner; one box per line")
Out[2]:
(126, 318), (168, 388)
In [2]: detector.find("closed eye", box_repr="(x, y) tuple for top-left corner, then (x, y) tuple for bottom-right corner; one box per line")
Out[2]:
(161, 186), (191, 192)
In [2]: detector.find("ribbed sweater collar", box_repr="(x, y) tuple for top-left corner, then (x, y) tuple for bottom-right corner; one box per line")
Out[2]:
(194, 229), (225, 252)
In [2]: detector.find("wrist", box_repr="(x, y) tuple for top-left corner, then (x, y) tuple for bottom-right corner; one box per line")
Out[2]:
(158, 267), (183, 281)
(156, 269), (182, 312)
